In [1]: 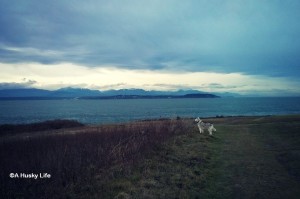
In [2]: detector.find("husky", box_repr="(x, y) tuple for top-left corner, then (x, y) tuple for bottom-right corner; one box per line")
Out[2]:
(195, 117), (216, 136)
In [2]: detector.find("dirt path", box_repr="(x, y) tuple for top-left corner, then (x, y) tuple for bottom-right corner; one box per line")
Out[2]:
(214, 123), (300, 199)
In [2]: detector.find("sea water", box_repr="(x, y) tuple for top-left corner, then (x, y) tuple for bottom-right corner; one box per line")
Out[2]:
(0, 97), (300, 124)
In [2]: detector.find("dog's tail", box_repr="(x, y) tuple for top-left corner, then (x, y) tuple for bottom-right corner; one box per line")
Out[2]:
(212, 125), (216, 131)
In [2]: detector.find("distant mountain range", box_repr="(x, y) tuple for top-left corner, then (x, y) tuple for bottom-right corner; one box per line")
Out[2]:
(0, 87), (241, 99)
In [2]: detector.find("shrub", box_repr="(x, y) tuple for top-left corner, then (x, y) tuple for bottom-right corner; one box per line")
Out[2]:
(0, 119), (84, 136)
(0, 118), (192, 198)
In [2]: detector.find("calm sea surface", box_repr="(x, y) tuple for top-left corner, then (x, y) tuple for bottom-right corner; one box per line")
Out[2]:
(0, 97), (300, 125)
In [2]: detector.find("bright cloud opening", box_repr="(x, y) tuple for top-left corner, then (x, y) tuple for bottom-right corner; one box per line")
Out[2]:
(0, 62), (299, 96)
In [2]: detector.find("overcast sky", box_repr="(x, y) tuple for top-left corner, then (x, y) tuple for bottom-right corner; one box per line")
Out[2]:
(0, 0), (300, 96)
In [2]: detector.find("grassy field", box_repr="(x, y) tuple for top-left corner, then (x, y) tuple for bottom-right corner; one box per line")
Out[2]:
(1, 115), (300, 198)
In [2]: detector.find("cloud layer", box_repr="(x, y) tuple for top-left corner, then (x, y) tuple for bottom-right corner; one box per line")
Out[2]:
(1, 0), (300, 76)
(0, 0), (300, 95)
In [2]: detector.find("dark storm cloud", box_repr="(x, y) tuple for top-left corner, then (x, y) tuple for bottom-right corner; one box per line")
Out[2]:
(0, 0), (300, 77)
(0, 79), (37, 89)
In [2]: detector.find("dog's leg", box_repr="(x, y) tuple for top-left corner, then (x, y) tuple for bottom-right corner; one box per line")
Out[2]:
(212, 125), (216, 132)
(208, 126), (213, 136)
(197, 124), (202, 133)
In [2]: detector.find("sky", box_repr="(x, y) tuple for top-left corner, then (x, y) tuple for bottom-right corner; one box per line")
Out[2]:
(0, 0), (300, 96)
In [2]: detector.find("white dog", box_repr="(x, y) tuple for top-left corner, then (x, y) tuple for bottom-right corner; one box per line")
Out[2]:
(195, 117), (216, 136)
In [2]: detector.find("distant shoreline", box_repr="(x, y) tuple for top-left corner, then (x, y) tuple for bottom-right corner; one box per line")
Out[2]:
(1, 96), (300, 100)
(0, 93), (220, 100)
(1, 113), (300, 127)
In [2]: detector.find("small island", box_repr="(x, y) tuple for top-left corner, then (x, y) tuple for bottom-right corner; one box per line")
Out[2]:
(80, 93), (220, 99)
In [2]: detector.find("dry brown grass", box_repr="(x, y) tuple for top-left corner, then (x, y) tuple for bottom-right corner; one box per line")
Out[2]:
(0, 119), (84, 136)
(0, 118), (192, 198)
